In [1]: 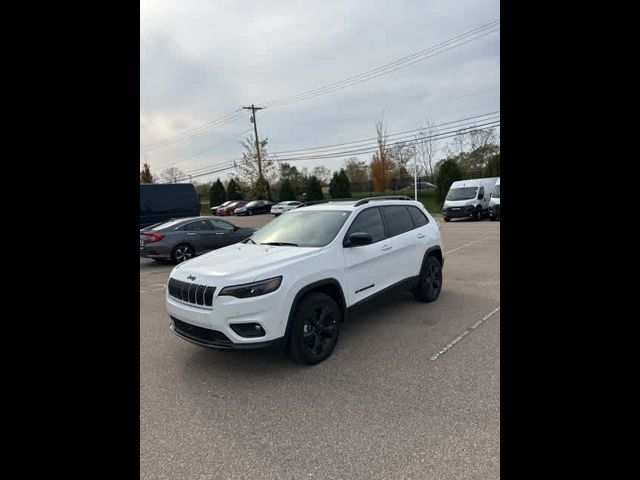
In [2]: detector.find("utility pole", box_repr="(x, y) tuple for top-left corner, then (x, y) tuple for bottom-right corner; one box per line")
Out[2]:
(242, 104), (264, 178)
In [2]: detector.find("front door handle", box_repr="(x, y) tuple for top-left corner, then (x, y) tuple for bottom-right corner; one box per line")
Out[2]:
(186, 233), (197, 236)
(381, 244), (392, 251)
(215, 232), (224, 235)
(417, 233), (425, 239)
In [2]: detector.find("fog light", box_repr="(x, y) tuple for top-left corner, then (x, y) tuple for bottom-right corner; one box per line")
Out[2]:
(230, 323), (266, 338)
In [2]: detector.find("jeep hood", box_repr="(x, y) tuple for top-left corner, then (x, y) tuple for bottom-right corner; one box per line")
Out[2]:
(171, 243), (321, 283)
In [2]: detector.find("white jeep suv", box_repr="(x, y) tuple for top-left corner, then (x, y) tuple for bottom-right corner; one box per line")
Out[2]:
(166, 196), (444, 364)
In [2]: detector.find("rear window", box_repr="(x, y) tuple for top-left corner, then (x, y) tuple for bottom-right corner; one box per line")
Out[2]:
(381, 206), (414, 236)
(150, 219), (186, 230)
(407, 206), (429, 227)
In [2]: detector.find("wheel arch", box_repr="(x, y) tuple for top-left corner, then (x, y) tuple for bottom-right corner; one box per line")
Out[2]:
(284, 278), (347, 342)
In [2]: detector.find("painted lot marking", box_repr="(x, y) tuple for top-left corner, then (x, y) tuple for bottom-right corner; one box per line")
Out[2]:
(430, 306), (500, 361)
(445, 236), (490, 255)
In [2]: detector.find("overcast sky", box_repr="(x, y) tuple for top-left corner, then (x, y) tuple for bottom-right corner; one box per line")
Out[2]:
(140, 0), (500, 183)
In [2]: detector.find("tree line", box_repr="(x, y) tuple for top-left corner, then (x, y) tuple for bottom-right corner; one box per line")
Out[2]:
(140, 116), (499, 204)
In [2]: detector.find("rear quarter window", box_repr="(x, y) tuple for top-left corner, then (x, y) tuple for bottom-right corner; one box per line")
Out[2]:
(407, 206), (429, 227)
(381, 206), (415, 236)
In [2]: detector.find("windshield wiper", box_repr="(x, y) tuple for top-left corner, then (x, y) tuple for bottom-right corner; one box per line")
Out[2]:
(243, 238), (256, 244)
(260, 241), (298, 247)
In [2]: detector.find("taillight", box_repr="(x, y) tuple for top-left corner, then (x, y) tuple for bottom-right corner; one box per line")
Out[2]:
(143, 231), (164, 243)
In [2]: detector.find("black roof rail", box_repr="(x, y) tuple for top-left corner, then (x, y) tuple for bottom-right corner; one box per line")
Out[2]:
(300, 197), (357, 207)
(353, 195), (412, 207)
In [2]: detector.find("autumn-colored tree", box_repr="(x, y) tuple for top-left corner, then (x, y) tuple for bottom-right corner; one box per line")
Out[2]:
(369, 115), (397, 192)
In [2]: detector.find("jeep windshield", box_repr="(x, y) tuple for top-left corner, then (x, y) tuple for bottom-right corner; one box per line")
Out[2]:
(446, 187), (478, 201)
(250, 210), (352, 247)
(492, 185), (500, 198)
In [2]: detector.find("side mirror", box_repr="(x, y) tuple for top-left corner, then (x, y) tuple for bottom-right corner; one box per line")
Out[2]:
(346, 232), (373, 247)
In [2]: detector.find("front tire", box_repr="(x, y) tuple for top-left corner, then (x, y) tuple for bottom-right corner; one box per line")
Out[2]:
(444, 217), (451, 222)
(475, 206), (483, 221)
(414, 255), (443, 302)
(288, 292), (341, 365)
(171, 243), (194, 264)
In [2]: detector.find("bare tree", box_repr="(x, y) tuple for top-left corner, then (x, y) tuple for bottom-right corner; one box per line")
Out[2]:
(415, 120), (438, 177)
(467, 127), (498, 169)
(390, 141), (416, 178)
(343, 156), (369, 183)
(311, 166), (331, 184)
(160, 167), (186, 183)
(447, 129), (468, 160)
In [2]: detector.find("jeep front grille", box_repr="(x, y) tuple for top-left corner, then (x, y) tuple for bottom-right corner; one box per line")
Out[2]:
(168, 278), (215, 308)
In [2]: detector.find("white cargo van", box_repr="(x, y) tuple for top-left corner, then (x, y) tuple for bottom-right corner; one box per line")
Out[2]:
(488, 177), (500, 220)
(442, 177), (499, 222)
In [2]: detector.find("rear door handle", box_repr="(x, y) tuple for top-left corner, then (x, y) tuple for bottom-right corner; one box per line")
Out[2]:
(186, 233), (197, 236)
(381, 244), (392, 251)
(417, 233), (425, 239)
(215, 232), (224, 235)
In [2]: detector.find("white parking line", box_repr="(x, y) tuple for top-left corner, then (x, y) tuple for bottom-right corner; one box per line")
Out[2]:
(445, 236), (490, 255)
(430, 306), (500, 361)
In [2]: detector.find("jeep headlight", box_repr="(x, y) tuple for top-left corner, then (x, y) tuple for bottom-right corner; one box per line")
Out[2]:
(219, 276), (282, 298)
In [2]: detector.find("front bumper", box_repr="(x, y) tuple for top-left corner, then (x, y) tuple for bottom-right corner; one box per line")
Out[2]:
(489, 204), (500, 218)
(166, 286), (289, 347)
(170, 317), (284, 349)
(443, 206), (476, 218)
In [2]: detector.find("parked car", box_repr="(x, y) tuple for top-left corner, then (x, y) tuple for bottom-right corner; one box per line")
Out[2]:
(140, 183), (199, 229)
(217, 200), (247, 216)
(488, 177), (500, 220)
(271, 201), (302, 216)
(140, 216), (256, 264)
(442, 177), (499, 222)
(166, 196), (443, 364)
(210, 200), (233, 213)
(234, 200), (274, 216)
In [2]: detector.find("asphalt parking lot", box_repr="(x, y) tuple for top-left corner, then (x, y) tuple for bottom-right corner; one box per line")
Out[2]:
(140, 214), (500, 480)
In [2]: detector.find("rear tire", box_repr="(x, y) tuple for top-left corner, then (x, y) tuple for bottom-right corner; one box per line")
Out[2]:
(444, 217), (451, 222)
(414, 255), (443, 303)
(170, 243), (194, 264)
(288, 292), (341, 365)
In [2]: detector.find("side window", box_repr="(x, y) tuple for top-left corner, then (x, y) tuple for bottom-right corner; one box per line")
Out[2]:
(210, 219), (234, 230)
(381, 206), (415, 236)
(346, 207), (385, 243)
(407, 206), (429, 227)
(181, 220), (210, 232)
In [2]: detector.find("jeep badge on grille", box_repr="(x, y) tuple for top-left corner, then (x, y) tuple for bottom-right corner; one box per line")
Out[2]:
(187, 275), (196, 281)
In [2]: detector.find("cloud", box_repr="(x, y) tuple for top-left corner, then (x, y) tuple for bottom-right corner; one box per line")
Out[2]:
(140, 0), (500, 180)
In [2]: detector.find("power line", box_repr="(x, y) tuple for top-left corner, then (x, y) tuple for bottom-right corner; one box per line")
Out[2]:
(140, 111), (244, 153)
(261, 21), (499, 108)
(167, 111), (499, 180)
(168, 116), (500, 183)
(154, 128), (252, 170)
(269, 111), (500, 156)
(140, 20), (499, 152)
